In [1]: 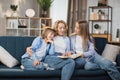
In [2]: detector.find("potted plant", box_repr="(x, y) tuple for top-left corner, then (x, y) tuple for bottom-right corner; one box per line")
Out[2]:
(10, 4), (18, 17)
(116, 29), (120, 42)
(38, 0), (54, 17)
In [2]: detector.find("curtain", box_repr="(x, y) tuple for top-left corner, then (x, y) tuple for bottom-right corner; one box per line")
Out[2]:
(67, 0), (87, 35)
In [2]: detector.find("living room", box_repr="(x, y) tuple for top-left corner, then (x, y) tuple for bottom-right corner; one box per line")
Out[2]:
(0, 0), (120, 80)
(0, 0), (120, 43)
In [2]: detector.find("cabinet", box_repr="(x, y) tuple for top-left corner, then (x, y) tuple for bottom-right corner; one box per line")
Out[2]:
(5, 17), (52, 36)
(88, 6), (112, 42)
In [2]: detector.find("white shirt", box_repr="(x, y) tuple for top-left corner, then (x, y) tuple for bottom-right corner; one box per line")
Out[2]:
(54, 36), (66, 54)
(75, 35), (84, 53)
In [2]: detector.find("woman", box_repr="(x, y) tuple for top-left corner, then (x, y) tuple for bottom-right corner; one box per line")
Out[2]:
(21, 28), (56, 70)
(44, 20), (75, 80)
(70, 20), (120, 80)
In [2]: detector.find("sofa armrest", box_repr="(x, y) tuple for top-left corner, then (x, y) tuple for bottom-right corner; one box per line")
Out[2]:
(116, 54), (120, 66)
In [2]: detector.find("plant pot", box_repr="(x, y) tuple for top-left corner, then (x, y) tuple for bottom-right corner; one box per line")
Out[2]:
(116, 38), (120, 42)
(41, 11), (48, 17)
(12, 11), (18, 17)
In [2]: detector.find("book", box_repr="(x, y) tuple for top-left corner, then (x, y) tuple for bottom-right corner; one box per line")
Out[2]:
(57, 53), (82, 59)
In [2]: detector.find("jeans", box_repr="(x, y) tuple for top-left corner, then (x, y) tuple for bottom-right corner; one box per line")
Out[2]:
(85, 52), (120, 80)
(74, 58), (86, 69)
(44, 55), (75, 80)
(21, 58), (45, 70)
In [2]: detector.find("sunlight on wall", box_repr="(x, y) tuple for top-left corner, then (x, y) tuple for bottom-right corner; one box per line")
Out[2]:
(0, 3), (3, 17)
(12, 0), (26, 5)
(12, 0), (26, 11)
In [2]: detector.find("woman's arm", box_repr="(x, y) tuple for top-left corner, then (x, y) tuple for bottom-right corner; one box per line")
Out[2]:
(48, 43), (55, 55)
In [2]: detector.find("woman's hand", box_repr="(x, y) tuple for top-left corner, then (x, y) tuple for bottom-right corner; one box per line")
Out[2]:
(62, 51), (72, 57)
(26, 46), (33, 57)
(33, 60), (40, 66)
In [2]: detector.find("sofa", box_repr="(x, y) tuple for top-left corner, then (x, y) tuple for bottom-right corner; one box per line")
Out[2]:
(0, 36), (120, 80)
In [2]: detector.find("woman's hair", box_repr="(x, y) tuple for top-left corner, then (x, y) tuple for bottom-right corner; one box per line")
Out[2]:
(53, 20), (68, 35)
(41, 28), (56, 39)
(76, 20), (93, 50)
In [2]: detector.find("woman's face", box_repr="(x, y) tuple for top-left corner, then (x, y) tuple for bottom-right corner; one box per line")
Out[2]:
(46, 32), (55, 40)
(75, 22), (80, 35)
(57, 23), (66, 36)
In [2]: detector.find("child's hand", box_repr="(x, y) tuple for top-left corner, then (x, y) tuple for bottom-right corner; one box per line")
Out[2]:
(26, 46), (33, 57)
(46, 39), (54, 44)
(33, 60), (40, 66)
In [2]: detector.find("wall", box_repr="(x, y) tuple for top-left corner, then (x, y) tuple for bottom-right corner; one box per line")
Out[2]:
(87, 0), (120, 41)
(50, 0), (68, 26)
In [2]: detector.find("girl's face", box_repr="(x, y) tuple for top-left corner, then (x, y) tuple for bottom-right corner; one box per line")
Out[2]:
(57, 23), (66, 36)
(75, 22), (80, 35)
(46, 32), (55, 40)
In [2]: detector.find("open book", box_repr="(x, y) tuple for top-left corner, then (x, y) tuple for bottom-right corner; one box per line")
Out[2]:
(57, 53), (82, 59)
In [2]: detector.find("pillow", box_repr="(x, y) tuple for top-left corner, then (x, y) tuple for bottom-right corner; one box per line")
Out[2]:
(102, 44), (120, 62)
(0, 46), (19, 68)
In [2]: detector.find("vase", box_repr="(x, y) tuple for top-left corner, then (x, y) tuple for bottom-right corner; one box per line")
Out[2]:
(12, 11), (18, 17)
(41, 11), (47, 17)
(116, 38), (120, 42)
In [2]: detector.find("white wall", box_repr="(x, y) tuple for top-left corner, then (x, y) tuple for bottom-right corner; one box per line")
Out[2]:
(87, 0), (120, 41)
(50, 0), (68, 26)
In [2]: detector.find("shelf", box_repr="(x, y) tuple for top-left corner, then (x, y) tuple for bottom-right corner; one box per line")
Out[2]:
(89, 6), (112, 9)
(88, 6), (112, 42)
(5, 17), (52, 36)
(108, 41), (120, 46)
(89, 20), (111, 22)
(109, 41), (120, 44)
(92, 34), (111, 42)
(6, 28), (18, 29)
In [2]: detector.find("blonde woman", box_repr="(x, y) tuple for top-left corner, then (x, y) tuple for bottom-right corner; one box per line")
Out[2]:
(44, 20), (75, 80)
(70, 20), (120, 80)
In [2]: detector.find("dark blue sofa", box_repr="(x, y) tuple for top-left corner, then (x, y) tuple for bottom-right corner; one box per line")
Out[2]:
(0, 36), (120, 80)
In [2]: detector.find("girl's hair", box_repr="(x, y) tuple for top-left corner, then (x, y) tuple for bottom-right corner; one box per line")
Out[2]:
(53, 20), (68, 35)
(41, 28), (56, 39)
(76, 20), (94, 50)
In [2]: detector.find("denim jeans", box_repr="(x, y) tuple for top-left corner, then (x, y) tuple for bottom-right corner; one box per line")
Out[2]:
(21, 58), (45, 70)
(85, 52), (120, 80)
(74, 58), (86, 69)
(44, 55), (75, 80)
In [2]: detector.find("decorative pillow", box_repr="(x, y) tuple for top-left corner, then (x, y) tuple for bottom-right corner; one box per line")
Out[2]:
(0, 46), (19, 68)
(102, 44), (120, 62)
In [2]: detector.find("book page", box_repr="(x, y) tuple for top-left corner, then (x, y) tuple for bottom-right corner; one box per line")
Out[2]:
(57, 53), (82, 59)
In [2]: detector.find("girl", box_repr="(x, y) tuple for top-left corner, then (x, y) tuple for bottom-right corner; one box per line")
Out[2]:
(21, 28), (56, 70)
(70, 20), (120, 80)
(44, 20), (75, 80)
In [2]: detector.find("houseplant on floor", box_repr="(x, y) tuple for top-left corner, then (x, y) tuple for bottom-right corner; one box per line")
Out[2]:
(38, 0), (54, 17)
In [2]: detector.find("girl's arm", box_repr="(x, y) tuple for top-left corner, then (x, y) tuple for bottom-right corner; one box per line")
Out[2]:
(69, 36), (76, 54)
(83, 41), (95, 58)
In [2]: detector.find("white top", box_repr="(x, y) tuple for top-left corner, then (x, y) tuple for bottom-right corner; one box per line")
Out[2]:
(35, 40), (47, 60)
(75, 35), (84, 53)
(54, 36), (66, 54)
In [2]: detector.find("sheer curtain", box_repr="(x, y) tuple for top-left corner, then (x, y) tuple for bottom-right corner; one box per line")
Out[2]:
(67, 0), (87, 35)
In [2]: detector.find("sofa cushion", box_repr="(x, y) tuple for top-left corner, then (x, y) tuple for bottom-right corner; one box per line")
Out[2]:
(102, 44), (120, 62)
(0, 46), (19, 68)
(94, 38), (108, 55)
